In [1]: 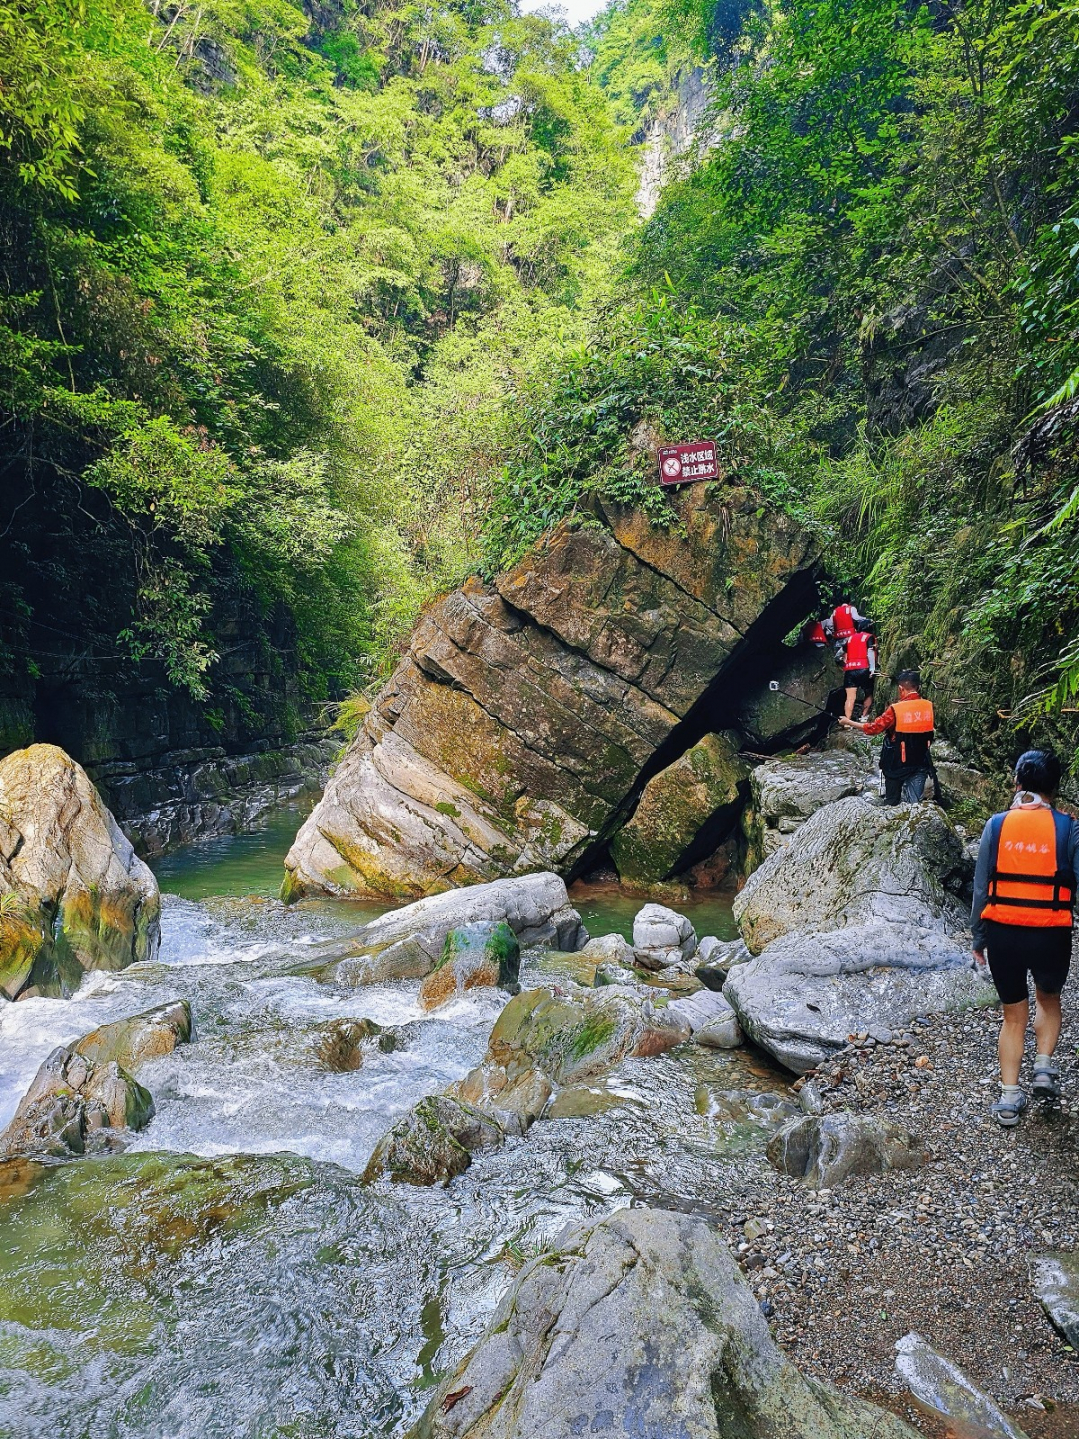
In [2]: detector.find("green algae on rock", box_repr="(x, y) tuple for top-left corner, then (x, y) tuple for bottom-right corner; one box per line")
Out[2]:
(418, 921), (521, 1011)
(74, 1001), (192, 1072)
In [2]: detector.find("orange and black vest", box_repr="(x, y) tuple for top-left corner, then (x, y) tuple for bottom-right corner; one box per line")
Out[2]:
(981, 807), (1075, 928)
(844, 630), (873, 671)
(832, 604), (855, 640)
(885, 696), (934, 772)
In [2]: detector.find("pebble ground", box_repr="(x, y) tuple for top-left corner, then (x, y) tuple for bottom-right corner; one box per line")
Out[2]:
(719, 1004), (1079, 1436)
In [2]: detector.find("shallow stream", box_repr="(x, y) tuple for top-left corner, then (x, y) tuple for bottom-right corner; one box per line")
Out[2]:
(0, 808), (780, 1439)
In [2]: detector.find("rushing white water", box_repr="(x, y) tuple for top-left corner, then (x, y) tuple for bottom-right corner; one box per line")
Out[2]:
(0, 830), (774, 1439)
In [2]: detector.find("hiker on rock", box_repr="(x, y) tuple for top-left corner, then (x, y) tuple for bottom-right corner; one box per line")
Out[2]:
(840, 622), (876, 721)
(838, 668), (933, 804)
(829, 600), (867, 652)
(972, 749), (1078, 1126)
(803, 617), (830, 647)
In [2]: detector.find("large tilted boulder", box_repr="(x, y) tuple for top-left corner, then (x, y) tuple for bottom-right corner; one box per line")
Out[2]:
(0, 744), (160, 1000)
(74, 1000), (191, 1070)
(448, 984), (690, 1134)
(407, 1207), (918, 1439)
(0, 1045), (155, 1158)
(726, 795), (982, 1071)
(742, 749), (873, 873)
(283, 488), (823, 900)
(610, 731), (748, 883)
(297, 872), (585, 986)
(736, 644), (844, 750)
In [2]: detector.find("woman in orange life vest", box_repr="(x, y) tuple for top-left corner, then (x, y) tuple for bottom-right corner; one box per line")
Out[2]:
(839, 668), (934, 804)
(972, 749), (1078, 1126)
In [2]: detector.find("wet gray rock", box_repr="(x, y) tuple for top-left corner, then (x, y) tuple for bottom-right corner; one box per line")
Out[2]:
(632, 902), (696, 968)
(696, 1087), (799, 1130)
(895, 1333), (1030, 1439)
(362, 1095), (504, 1186)
(724, 922), (984, 1072)
(767, 1112), (926, 1188)
(669, 989), (744, 1048)
(0, 1045), (155, 1158)
(1032, 1252), (1079, 1348)
(694, 936), (750, 990)
(74, 1000), (191, 1071)
(406, 1206), (918, 1439)
(301, 872), (585, 986)
(743, 751), (872, 873)
(736, 645), (844, 750)
(734, 796), (968, 954)
(419, 921), (520, 1011)
(726, 796), (980, 1071)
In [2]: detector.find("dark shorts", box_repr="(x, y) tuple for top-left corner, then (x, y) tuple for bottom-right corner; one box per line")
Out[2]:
(984, 919), (1072, 1006)
(844, 669), (875, 694)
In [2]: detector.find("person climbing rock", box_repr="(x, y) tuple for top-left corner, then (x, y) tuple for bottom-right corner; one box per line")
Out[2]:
(838, 669), (933, 803)
(971, 749), (1078, 1126)
(829, 600), (867, 649)
(803, 617), (830, 647)
(840, 622), (876, 721)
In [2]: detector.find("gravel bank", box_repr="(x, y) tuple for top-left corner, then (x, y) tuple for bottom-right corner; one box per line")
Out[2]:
(718, 1003), (1079, 1433)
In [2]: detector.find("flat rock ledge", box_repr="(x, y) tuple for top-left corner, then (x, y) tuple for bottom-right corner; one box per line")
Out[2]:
(407, 1207), (918, 1439)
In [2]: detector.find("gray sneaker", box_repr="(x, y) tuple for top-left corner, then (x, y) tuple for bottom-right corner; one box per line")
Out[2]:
(1032, 1060), (1061, 1104)
(990, 1092), (1028, 1127)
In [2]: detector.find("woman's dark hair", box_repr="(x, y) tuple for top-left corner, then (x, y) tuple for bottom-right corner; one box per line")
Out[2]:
(1014, 749), (1061, 795)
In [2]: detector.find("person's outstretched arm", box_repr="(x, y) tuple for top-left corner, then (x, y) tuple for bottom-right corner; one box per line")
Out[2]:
(971, 818), (994, 960)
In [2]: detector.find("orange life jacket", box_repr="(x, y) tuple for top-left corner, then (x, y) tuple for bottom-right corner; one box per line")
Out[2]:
(890, 696), (934, 770)
(844, 630), (873, 671)
(981, 807), (1075, 928)
(832, 603), (855, 640)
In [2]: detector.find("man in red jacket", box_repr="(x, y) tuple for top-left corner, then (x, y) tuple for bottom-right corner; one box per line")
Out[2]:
(840, 669), (933, 804)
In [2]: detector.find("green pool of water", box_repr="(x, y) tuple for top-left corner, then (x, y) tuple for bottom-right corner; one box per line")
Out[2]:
(570, 884), (738, 944)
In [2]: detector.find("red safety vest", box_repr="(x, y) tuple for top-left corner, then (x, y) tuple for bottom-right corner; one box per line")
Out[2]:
(844, 631), (873, 671)
(806, 620), (829, 646)
(832, 604), (855, 640)
(981, 808), (1075, 929)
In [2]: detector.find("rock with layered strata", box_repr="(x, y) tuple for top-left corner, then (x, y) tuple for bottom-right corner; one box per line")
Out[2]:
(0, 745), (160, 1000)
(74, 1000), (191, 1071)
(283, 488), (823, 900)
(742, 750), (873, 873)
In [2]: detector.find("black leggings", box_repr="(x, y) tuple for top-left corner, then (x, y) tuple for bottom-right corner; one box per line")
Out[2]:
(984, 920), (1072, 1006)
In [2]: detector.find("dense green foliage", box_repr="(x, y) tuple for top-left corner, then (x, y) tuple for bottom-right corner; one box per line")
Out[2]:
(499, 0), (1079, 770)
(0, 0), (635, 728)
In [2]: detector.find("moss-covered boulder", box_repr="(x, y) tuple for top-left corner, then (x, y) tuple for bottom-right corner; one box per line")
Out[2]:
(0, 1045), (155, 1159)
(362, 1094), (504, 1186)
(74, 1000), (191, 1071)
(418, 920), (520, 1011)
(449, 984), (691, 1135)
(0, 745), (160, 1000)
(611, 732), (748, 883)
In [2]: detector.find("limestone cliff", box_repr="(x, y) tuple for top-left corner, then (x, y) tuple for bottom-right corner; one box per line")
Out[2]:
(284, 487), (836, 900)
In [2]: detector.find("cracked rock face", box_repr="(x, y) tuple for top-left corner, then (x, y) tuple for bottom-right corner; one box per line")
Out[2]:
(406, 1207), (919, 1439)
(726, 796), (982, 1072)
(284, 488), (822, 900)
(0, 744), (161, 1000)
(742, 749), (874, 873)
(0, 1045), (155, 1158)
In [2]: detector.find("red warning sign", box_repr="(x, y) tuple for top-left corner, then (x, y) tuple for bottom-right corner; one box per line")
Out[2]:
(658, 441), (719, 486)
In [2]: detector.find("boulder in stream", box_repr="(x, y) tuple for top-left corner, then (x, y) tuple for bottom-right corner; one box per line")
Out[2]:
(419, 921), (520, 1011)
(74, 1000), (192, 1070)
(0, 1045), (155, 1158)
(449, 984), (690, 1134)
(362, 1095), (504, 1186)
(283, 487), (825, 900)
(0, 744), (160, 1000)
(632, 902), (697, 969)
(300, 872), (584, 986)
(668, 988), (744, 1047)
(314, 1017), (398, 1071)
(406, 1206), (919, 1439)
(767, 1112), (925, 1188)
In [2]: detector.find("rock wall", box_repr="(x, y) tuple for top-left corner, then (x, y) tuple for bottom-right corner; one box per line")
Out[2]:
(285, 487), (838, 901)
